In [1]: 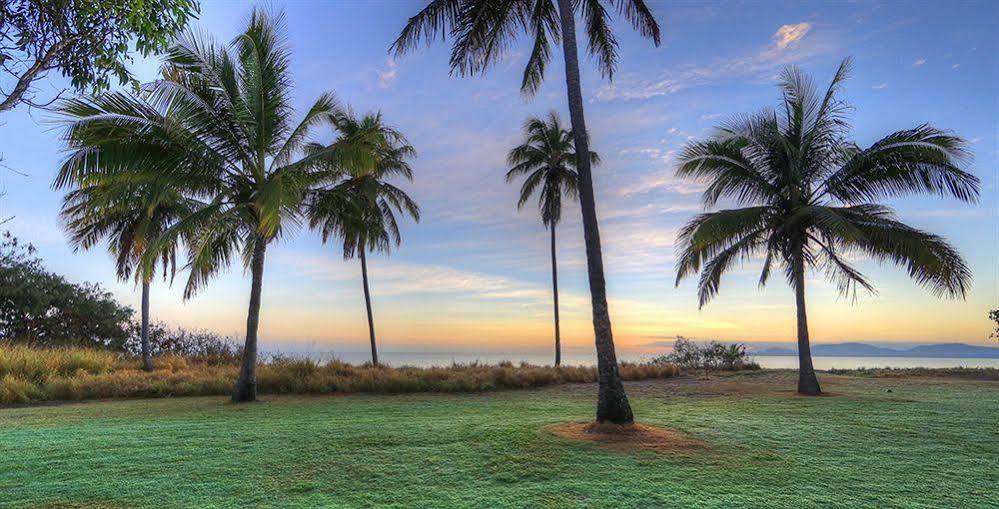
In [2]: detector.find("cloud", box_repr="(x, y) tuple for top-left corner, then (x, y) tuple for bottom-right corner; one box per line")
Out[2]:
(912, 58), (926, 68)
(278, 251), (559, 304)
(595, 21), (830, 102)
(772, 22), (812, 49)
(872, 83), (888, 90)
(616, 169), (705, 197)
(377, 57), (399, 88)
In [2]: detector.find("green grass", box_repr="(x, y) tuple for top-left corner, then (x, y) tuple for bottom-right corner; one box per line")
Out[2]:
(1, 371), (996, 508)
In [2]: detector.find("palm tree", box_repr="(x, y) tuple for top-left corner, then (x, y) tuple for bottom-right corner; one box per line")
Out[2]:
(674, 58), (979, 394)
(54, 9), (368, 402)
(392, 0), (661, 424)
(506, 112), (597, 367)
(58, 179), (190, 371)
(307, 112), (420, 366)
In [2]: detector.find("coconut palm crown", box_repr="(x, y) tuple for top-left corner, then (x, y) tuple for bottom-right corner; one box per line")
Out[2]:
(307, 111), (420, 366)
(506, 112), (595, 366)
(53, 9), (373, 402)
(674, 58), (979, 395)
(58, 178), (191, 370)
(393, 0), (662, 425)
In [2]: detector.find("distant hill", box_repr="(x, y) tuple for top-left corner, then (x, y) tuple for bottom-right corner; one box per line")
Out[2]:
(752, 342), (999, 359)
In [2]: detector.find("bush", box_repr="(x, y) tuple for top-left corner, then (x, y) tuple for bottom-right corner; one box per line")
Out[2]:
(125, 321), (240, 364)
(652, 336), (760, 371)
(0, 232), (133, 348)
(0, 345), (681, 405)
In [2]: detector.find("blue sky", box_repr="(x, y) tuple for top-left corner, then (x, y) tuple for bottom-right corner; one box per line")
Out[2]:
(0, 1), (996, 355)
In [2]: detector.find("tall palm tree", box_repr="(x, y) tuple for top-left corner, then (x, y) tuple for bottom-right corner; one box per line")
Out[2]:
(54, 9), (368, 402)
(392, 0), (660, 424)
(307, 112), (419, 366)
(674, 59), (979, 394)
(506, 112), (597, 366)
(58, 179), (190, 371)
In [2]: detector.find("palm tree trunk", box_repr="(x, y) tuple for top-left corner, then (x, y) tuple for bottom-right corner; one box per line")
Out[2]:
(140, 280), (153, 372)
(360, 248), (378, 366)
(547, 225), (563, 367)
(555, 0), (632, 424)
(232, 236), (267, 403)
(792, 245), (821, 395)
(550, 225), (561, 367)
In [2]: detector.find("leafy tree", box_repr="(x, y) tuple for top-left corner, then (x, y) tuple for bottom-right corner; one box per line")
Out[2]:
(307, 112), (419, 366)
(0, 0), (198, 113)
(506, 112), (595, 366)
(392, 0), (661, 425)
(674, 59), (979, 394)
(54, 9), (368, 402)
(0, 231), (133, 347)
(57, 177), (191, 370)
(990, 309), (998, 341)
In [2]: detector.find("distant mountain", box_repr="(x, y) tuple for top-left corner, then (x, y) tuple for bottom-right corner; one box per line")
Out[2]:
(752, 342), (999, 359)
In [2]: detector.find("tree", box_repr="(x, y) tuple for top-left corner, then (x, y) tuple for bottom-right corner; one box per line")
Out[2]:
(54, 9), (368, 402)
(0, 0), (198, 113)
(990, 309), (998, 341)
(506, 112), (595, 366)
(307, 112), (419, 366)
(57, 178), (191, 370)
(392, 0), (661, 425)
(674, 58), (979, 394)
(0, 231), (134, 347)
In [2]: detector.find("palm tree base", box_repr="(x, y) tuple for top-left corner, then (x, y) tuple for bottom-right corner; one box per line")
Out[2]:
(797, 372), (822, 395)
(596, 380), (634, 424)
(231, 380), (257, 403)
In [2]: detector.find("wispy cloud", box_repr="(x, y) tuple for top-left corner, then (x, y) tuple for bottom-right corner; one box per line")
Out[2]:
(377, 56), (399, 89)
(911, 58), (926, 68)
(279, 252), (559, 304)
(595, 21), (831, 102)
(872, 83), (888, 90)
(772, 22), (812, 49)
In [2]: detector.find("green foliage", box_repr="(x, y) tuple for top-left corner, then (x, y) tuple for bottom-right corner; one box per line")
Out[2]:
(0, 232), (133, 348)
(674, 58), (980, 305)
(506, 111), (592, 227)
(53, 8), (366, 298)
(125, 321), (239, 363)
(0, 0), (198, 111)
(391, 0), (661, 95)
(307, 111), (420, 259)
(0, 375), (995, 507)
(990, 309), (998, 341)
(653, 336), (759, 371)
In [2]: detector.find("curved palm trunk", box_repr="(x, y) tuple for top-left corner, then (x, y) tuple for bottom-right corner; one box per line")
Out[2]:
(360, 248), (378, 366)
(555, 0), (633, 424)
(792, 246), (821, 395)
(140, 280), (153, 371)
(233, 236), (267, 403)
(550, 226), (561, 367)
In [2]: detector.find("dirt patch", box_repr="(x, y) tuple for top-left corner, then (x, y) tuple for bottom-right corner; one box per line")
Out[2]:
(547, 421), (710, 455)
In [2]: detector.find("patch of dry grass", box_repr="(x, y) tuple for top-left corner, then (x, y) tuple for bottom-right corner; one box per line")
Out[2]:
(0, 345), (680, 405)
(547, 421), (711, 455)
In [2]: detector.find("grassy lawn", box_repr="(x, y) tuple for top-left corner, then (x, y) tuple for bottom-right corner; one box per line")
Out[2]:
(1, 371), (996, 508)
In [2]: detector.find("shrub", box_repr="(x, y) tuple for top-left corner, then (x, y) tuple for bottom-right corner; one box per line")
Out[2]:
(125, 322), (241, 364)
(652, 336), (760, 371)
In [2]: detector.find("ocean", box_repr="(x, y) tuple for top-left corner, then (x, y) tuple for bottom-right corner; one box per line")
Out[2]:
(260, 349), (999, 370)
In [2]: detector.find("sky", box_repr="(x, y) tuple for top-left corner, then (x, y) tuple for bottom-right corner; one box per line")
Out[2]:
(0, 0), (996, 357)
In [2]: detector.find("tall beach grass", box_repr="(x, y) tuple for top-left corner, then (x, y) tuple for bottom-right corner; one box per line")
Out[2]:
(0, 345), (680, 405)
